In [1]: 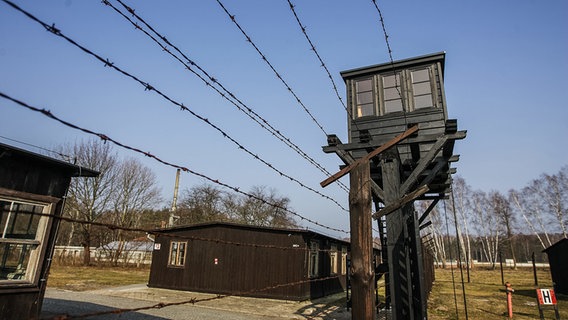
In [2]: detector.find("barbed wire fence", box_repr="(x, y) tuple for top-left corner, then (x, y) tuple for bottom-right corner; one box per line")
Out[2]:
(215, 0), (329, 137)
(0, 90), (348, 235)
(10, 203), (347, 319)
(0, 0), (405, 318)
(103, 0), (350, 193)
(2, 0), (349, 213)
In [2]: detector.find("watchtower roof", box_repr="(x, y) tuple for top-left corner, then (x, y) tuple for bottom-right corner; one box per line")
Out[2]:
(340, 52), (445, 79)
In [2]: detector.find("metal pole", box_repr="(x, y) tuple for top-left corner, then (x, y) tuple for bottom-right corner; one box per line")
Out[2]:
(532, 252), (538, 286)
(500, 251), (505, 285)
(450, 190), (469, 320)
(466, 249), (471, 283)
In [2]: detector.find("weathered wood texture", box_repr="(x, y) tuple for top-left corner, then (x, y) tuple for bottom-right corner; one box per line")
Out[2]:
(324, 53), (464, 320)
(382, 150), (427, 320)
(320, 125), (418, 188)
(0, 143), (98, 320)
(348, 160), (375, 319)
(148, 222), (354, 300)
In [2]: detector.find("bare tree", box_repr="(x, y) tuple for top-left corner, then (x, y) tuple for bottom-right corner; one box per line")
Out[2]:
(452, 177), (473, 268)
(177, 184), (226, 224)
(107, 157), (162, 265)
(230, 186), (296, 228)
(418, 201), (446, 268)
(176, 184), (297, 228)
(470, 191), (501, 267)
(524, 180), (554, 246)
(540, 171), (568, 238)
(61, 140), (118, 265)
(509, 188), (550, 249)
(111, 158), (162, 227)
(490, 191), (517, 269)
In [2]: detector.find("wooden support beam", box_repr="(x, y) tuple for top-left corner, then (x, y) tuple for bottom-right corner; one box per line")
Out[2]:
(419, 220), (432, 230)
(372, 185), (429, 220)
(420, 158), (448, 187)
(320, 125), (418, 188)
(349, 160), (375, 320)
(326, 136), (385, 201)
(418, 198), (439, 225)
(399, 131), (465, 195)
(322, 131), (464, 154)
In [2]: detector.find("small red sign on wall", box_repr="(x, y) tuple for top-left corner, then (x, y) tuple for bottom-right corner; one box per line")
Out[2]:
(536, 289), (557, 305)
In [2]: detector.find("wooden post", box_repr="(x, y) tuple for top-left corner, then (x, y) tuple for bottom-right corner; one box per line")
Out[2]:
(382, 148), (427, 319)
(349, 160), (375, 320)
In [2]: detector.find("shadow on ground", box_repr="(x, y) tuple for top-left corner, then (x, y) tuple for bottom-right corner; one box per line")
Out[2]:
(41, 298), (168, 320)
(294, 296), (349, 319)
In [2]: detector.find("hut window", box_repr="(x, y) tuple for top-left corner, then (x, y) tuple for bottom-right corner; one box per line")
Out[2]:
(341, 247), (348, 275)
(411, 68), (434, 109)
(329, 245), (338, 274)
(0, 198), (48, 283)
(168, 241), (187, 267)
(308, 241), (319, 277)
(354, 78), (376, 118)
(381, 73), (404, 114)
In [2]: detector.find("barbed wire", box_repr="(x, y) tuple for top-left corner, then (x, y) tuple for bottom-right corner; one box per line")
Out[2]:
(370, 0), (407, 114)
(102, 0), (349, 193)
(215, 0), (329, 136)
(371, 0), (395, 68)
(286, 0), (358, 128)
(43, 275), (340, 320)
(18, 209), (346, 254)
(13, 208), (349, 318)
(0, 90), (349, 234)
(1, 0), (348, 211)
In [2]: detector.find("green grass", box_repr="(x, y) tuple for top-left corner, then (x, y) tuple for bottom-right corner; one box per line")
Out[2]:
(428, 267), (567, 319)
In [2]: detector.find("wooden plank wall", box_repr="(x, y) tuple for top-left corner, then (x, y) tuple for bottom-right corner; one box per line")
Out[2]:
(149, 225), (348, 300)
(349, 109), (448, 163)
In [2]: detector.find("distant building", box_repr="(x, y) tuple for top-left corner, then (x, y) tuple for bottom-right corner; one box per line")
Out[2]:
(0, 142), (98, 320)
(148, 222), (373, 300)
(96, 239), (153, 266)
(543, 238), (568, 295)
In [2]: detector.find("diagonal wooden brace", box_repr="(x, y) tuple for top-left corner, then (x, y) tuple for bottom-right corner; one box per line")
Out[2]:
(372, 185), (429, 220)
(320, 125), (418, 188)
(330, 145), (385, 201)
(400, 130), (465, 195)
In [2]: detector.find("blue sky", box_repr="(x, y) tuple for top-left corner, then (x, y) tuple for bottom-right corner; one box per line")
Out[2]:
(1, 1), (567, 237)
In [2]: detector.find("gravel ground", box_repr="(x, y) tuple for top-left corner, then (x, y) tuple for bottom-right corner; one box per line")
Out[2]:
(41, 284), (352, 319)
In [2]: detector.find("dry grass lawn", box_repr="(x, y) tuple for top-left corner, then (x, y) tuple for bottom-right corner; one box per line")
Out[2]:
(47, 264), (566, 319)
(47, 265), (150, 291)
(428, 267), (567, 319)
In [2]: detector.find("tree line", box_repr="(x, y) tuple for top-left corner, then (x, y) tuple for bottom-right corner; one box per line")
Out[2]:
(424, 167), (567, 268)
(56, 140), (297, 266)
(56, 140), (567, 267)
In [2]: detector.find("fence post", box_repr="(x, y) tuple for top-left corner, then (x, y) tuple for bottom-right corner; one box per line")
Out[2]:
(348, 160), (374, 320)
(532, 252), (538, 286)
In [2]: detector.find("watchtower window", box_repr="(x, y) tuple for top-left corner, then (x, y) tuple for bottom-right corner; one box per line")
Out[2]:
(354, 78), (375, 118)
(411, 68), (434, 109)
(382, 73), (404, 114)
(348, 62), (440, 119)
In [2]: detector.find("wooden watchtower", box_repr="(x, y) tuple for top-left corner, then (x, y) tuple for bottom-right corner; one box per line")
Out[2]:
(322, 52), (466, 319)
